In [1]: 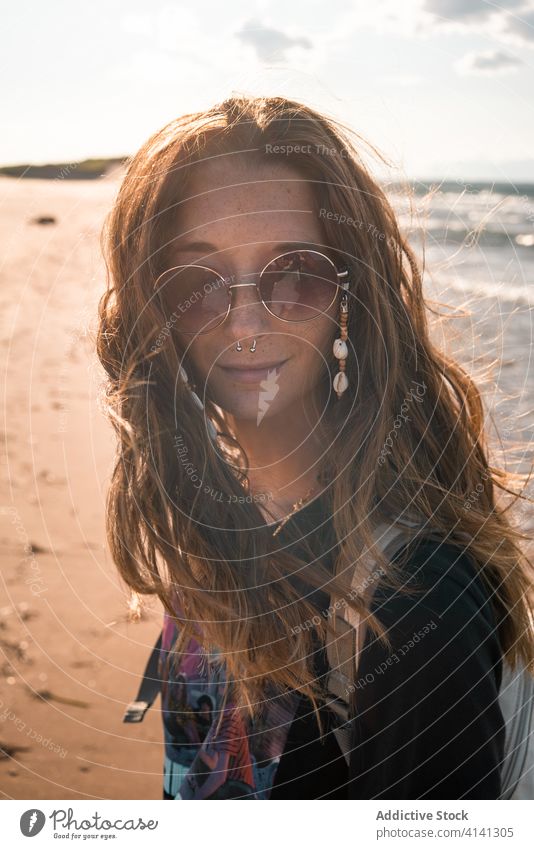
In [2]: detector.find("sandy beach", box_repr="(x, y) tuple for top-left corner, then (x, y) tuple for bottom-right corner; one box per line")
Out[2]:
(1, 172), (533, 800)
(0, 171), (163, 799)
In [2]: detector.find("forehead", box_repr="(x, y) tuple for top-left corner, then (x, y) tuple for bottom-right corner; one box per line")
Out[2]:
(170, 156), (326, 252)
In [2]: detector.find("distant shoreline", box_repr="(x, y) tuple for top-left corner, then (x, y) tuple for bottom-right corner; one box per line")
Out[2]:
(1, 158), (533, 196)
(0, 157), (128, 180)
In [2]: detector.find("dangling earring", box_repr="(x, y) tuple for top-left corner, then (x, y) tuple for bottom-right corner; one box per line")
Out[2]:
(333, 292), (349, 399)
(178, 364), (218, 443)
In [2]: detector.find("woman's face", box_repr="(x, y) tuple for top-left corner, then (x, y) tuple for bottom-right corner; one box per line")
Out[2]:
(161, 157), (342, 422)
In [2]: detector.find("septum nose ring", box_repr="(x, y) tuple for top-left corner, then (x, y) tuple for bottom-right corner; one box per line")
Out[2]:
(235, 338), (256, 352)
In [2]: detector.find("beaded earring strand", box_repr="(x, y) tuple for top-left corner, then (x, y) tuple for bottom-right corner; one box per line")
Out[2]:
(333, 290), (349, 399)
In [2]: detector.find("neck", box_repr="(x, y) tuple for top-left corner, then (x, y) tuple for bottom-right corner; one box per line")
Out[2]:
(226, 388), (328, 513)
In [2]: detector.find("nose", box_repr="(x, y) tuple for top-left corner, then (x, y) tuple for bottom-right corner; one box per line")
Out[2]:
(224, 272), (271, 337)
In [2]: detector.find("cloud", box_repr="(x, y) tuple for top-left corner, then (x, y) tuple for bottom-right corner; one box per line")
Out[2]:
(455, 48), (524, 74)
(423, 0), (526, 23)
(235, 19), (313, 63)
(502, 8), (534, 43)
(418, 0), (534, 47)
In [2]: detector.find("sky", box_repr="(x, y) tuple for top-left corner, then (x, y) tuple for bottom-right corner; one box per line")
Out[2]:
(2, 0), (534, 181)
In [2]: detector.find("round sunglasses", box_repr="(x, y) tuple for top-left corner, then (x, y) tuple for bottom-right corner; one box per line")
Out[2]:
(153, 248), (349, 335)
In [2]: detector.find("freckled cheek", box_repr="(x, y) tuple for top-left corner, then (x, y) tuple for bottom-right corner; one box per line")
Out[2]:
(283, 330), (333, 388)
(302, 318), (337, 364)
(173, 336), (211, 384)
(190, 346), (220, 382)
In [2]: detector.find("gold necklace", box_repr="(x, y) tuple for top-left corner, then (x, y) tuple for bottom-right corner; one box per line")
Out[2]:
(271, 484), (319, 537)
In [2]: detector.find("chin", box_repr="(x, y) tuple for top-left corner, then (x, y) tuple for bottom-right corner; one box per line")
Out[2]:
(213, 387), (289, 422)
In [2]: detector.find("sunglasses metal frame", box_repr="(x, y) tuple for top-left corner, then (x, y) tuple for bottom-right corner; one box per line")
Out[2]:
(154, 248), (349, 335)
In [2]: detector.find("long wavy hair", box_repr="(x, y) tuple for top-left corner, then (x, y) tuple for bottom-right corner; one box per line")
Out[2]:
(96, 94), (534, 716)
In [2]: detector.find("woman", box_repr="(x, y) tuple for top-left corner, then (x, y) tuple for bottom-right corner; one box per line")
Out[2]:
(97, 95), (534, 799)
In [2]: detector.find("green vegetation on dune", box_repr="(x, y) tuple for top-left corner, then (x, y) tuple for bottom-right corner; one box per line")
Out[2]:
(0, 156), (129, 180)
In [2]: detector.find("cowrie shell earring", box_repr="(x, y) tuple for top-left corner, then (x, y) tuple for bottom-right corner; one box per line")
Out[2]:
(333, 292), (349, 399)
(178, 364), (218, 442)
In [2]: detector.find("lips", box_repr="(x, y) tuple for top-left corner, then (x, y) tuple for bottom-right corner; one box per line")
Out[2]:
(220, 360), (287, 370)
(219, 358), (289, 384)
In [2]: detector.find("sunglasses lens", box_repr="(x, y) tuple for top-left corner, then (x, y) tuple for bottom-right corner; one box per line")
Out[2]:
(154, 266), (228, 334)
(259, 250), (339, 321)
